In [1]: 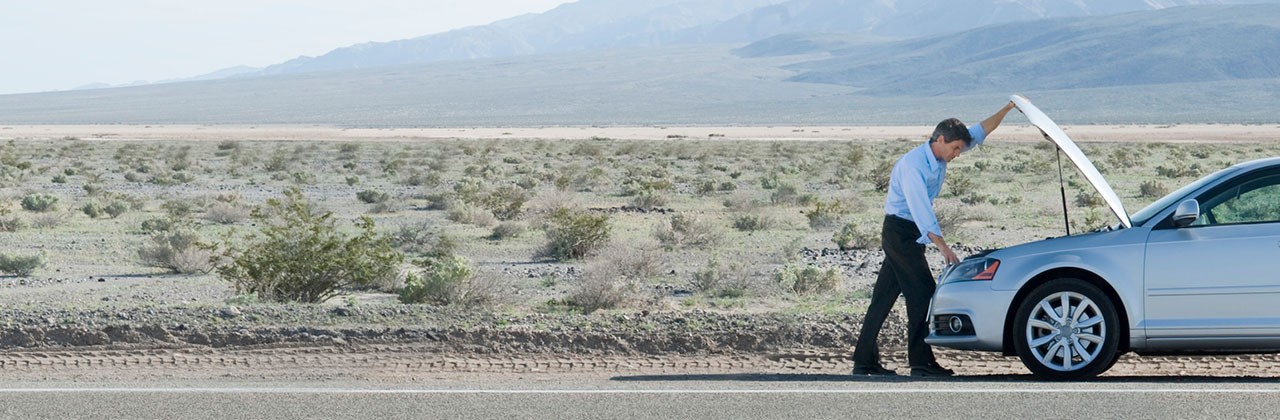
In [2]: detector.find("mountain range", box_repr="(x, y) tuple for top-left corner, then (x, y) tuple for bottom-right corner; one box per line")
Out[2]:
(5, 1), (1280, 126)
(246, 0), (1275, 78)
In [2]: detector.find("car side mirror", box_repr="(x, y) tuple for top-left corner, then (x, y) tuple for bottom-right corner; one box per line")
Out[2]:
(1172, 199), (1200, 227)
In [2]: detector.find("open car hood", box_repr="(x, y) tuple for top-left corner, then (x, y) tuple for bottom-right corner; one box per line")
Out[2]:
(1010, 94), (1132, 229)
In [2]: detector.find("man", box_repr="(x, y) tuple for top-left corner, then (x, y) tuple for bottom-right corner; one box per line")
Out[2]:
(852, 101), (1017, 377)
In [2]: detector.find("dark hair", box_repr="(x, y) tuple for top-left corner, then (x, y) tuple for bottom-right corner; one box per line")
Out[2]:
(930, 118), (972, 146)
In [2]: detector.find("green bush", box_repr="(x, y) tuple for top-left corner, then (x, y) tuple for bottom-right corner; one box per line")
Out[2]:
(776, 263), (842, 295)
(138, 230), (212, 274)
(104, 200), (129, 218)
(1139, 180), (1169, 198)
(805, 200), (848, 230)
(356, 189), (390, 204)
(732, 214), (774, 232)
(140, 217), (179, 234)
(948, 172), (974, 197)
(690, 259), (748, 298)
(82, 202), (104, 218)
(540, 208), (611, 261)
(0, 253), (43, 277)
(770, 183), (800, 205)
(631, 190), (668, 211)
(481, 186), (528, 220)
(833, 220), (879, 250)
(695, 180), (717, 196)
(20, 194), (58, 213)
(488, 222), (526, 241)
(212, 188), (403, 303)
(1074, 190), (1104, 208)
(1156, 163), (1203, 179)
(162, 200), (195, 219)
(399, 255), (494, 306)
(867, 160), (893, 193)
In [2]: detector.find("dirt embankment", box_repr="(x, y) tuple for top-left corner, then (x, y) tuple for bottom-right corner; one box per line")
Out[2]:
(0, 306), (911, 356)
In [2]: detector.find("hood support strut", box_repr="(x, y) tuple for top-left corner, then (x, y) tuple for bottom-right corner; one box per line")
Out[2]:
(1055, 144), (1070, 236)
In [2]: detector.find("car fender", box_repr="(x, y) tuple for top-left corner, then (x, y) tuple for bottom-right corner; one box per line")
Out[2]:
(988, 231), (1149, 351)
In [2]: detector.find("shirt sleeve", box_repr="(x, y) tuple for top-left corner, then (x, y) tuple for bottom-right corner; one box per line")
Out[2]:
(963, 124), (987, 152)
(895, 162), (943, 245)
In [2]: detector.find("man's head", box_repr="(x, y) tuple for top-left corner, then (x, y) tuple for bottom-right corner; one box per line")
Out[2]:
(929, 118), (972, 163)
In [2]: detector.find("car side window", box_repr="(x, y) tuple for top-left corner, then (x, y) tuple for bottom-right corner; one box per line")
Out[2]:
(1193, 174), (1280, 226)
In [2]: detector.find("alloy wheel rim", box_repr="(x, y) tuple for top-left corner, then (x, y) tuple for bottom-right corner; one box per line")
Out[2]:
(1025, 291), (1106, 372)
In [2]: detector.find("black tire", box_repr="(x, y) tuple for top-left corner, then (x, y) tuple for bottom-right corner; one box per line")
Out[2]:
(1012, 278), (1120, 380)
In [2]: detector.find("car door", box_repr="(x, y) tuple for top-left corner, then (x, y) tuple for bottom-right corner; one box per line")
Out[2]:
(1144, 170), (1280, 348)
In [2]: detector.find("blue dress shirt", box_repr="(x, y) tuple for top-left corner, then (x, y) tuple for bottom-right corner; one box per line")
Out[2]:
(884, 124), (987, 244)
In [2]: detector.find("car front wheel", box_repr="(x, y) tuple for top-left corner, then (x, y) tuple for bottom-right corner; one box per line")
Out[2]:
(1012, 278), (1120, 380)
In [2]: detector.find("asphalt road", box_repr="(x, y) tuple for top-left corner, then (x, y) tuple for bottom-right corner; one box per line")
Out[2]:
(3, 375), (1280, 420)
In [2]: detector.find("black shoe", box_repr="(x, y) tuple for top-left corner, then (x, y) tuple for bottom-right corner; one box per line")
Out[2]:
(852, 364), (898, 376)
(909, 362), (955, 377)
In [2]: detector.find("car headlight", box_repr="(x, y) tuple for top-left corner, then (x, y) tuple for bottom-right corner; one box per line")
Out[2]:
(939, 258), (1000, 284)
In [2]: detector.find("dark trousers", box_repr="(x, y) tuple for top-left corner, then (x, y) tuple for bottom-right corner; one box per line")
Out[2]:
(852, 215), (938, 367)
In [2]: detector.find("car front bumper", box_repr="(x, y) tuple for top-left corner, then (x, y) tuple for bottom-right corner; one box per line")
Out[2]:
(925, 280), (1015, 352)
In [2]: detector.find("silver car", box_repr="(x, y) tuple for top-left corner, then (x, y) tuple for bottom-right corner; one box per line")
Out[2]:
(926, 94), (1280, 380)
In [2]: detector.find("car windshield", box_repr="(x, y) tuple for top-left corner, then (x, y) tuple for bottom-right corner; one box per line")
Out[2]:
(1129, 165), (1240, 226)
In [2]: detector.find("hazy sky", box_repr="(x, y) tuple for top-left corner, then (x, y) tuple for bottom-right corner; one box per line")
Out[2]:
(0, 0), (574, 95)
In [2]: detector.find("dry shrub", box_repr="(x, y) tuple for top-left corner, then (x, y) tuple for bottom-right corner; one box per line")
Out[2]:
(568, 263), (635, 314)
(653, 213), (722, 250)
(732, 213), (775, 232)
(389, 221), (458, 257)
(204, 202), (251, 225)
(0, 216), (23, 232)
(833, 220), (879, 250)
(488, 221), (526, 241)
(527, 190), (576, 214)
(805, 200), (848, 230)
(1140, 180), (1169, 198)
(722, 194), (764, 212)
(29, 212), (66, 229)
(867, 160), (894, 193)
(631, 190), (669, 211)
(0, 253), (44, 277)
(369, 199), (403, 214)
(446, 203), (497, 227)
(776, 262), (842, 295)
(690, 258), (753, 298)
(935, 200), (975, 238)
(598, 244), (664, 280)
(138, 230), (212, 274)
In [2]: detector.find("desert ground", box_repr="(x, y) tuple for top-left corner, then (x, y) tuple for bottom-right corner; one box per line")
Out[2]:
(1, 123), (1279, 378)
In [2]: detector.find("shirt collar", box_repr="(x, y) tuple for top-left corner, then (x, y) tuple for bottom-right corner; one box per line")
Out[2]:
(920, 141), (943, 172)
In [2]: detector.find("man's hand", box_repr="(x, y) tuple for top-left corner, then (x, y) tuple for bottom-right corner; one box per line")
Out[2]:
(940, 243), (960, 266)
(927, 232), (962, 266)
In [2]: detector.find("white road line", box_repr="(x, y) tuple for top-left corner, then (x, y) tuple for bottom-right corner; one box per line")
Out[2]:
(0, 388), (1278, 394)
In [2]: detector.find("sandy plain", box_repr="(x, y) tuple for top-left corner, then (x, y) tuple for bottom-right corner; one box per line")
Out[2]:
(1, 123), (1279, 384)
(4, 123), (1280, 143)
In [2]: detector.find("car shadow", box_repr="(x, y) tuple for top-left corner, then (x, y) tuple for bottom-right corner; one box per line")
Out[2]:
(610, 373), (1280, 383)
